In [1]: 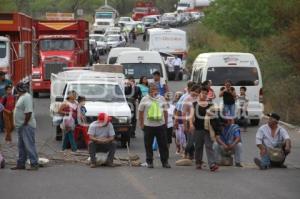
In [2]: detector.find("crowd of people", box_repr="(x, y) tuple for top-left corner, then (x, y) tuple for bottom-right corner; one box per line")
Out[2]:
(0, 70), (293, 171)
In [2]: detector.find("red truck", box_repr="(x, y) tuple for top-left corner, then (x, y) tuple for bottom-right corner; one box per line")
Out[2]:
(132, 1), (160, 21)
(0, 13), (33, 87)
(32, 18), (89, 97)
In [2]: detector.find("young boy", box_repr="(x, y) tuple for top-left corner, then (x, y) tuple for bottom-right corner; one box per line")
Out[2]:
(77, 96), (87, 125)
(1, 85), (16, 144)
(237, 87), (249, 131)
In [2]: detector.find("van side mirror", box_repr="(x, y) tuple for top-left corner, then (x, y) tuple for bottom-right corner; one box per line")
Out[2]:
(55, 96), (64, 102)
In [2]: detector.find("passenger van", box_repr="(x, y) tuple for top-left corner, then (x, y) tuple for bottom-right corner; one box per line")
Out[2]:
(191, 52), (263, 125)
(147, 28), (188, 68)
(107, 47), (140, 64)
(116, 51), (168, 82)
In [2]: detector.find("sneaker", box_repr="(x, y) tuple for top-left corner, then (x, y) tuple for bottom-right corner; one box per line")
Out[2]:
(90, 163), (97, 168)
(162, 163), (171, 168)
(11, 165), (26, 170)
(210, 164), (219, 172)
(26, 165), (39, 171)
(147, 163), (154, 168)
(254, 158), (267, 170)
(235, 163), (243, 167)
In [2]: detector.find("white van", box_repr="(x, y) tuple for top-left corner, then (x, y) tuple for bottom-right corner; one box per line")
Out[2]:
(107, 47), (140, 64)
(147, 28), (188, 69)
(191, 52), (263, 125)
(116, 51), (168, 82)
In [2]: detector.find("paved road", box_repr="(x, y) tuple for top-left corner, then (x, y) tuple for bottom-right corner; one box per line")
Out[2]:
(1, 33), (300, 199)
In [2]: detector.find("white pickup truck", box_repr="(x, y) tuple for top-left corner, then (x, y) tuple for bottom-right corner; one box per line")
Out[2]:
(50, 67), (132, 146)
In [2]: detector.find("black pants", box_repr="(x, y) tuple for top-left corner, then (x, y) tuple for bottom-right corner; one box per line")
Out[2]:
(174, 65), (180, 80)
(88, 141), (116, 164)
(143, 125), (169, 165)
(185, 131), (195, 158)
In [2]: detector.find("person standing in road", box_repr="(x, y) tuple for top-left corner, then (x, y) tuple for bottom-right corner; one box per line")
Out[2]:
(172, 55), (182, 81)
(203, 80), (216, 102)
(254, 113), (291, 170)
(11, 83), (39, 171)
(138, 83), (171, 168)
(219, 80), (236, 118)
(150, 71), (169, 97)
(125, 76), (142, 139)
(137, 76), (149, 98)
(88, 113), (116, 168)
(189, 87), (219, 171)
(0, 71), (12, 133)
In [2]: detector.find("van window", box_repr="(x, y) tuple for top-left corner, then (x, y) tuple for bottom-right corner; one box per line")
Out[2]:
(0, 41), (6, 58)
(122, 63), (162, 79)
(207, 67), (259, 86)
(192, 68), (203, 83)
(108, 57), (117, 64)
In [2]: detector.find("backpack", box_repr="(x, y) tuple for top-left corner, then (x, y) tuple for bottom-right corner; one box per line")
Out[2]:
(147, 99), (163, 121)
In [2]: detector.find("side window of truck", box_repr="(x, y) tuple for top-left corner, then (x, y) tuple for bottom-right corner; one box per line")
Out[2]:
(193, 67), (202, 83)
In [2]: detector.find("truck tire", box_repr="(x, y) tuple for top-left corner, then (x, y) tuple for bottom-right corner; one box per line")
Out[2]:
(56, 125), (62, 141)
(33, 92), (39, 98)
(250, 119), (260, 126)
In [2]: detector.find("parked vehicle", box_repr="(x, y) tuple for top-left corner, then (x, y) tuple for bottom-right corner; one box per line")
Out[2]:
(0, 13), (33, 88)
(50, 68), (132, 145)
(142, 15), (160, 28)
(160, 13), (180, 27)
(118, 17), (135, 25)
(93, 5), (119, 34)
(147, 28), (188, 73)
(105, 27), (122, 36)
(116, 50), (168, 83)
(132, 1), (160, 21)
(89, 34), (108, 55)
(191, 52), (263, 125)
(107, 47), (140, 64)
(106, 34), (126, 48)
(32, 17), (89, 97)
(177, 0), (211, 12)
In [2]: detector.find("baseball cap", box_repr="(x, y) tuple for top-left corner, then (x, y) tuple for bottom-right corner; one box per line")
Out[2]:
(267, 113), (280, 121)
(97, 113), (111, 122)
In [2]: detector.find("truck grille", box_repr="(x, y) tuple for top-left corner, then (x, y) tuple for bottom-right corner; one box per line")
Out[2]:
(44, 62), (67, 80)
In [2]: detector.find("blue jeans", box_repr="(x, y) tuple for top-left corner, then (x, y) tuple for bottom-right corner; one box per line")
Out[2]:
(223, 104), (236, 118)
(17, 125), (39, 167)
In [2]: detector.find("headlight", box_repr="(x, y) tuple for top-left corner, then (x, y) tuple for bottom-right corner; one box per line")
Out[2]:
(117, 117), (128, 124)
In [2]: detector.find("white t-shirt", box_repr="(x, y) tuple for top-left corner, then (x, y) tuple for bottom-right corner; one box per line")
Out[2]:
(88, 121), (115, 138)
(256, 124), (290, 148)
(172, 57), (182, 67)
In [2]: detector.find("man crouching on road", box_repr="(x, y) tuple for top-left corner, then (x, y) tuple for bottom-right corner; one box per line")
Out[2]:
(254, 113), (291, 170)
(88, 113), (116, 168)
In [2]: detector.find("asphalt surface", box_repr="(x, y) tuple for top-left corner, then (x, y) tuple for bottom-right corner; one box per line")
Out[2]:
(1, 34), (300, 199)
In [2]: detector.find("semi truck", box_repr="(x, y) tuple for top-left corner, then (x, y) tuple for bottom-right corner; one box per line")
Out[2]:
(32, 16), (89, 97)
(0, 13), (33, 88)
(132, 1), (160, 21)
(177, 0), (211, 12)
(92, 5), (119, 34)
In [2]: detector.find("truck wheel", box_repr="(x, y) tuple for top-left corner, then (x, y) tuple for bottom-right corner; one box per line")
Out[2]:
(56, 126), (62, 141)
(33, 92), (39, 98)
(250, 119), (260, 126)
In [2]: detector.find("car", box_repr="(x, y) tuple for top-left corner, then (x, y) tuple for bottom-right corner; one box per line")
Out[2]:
(106, 34), (126, 48)
(118, 17), (135, 25)
(190, 11), (201, 21)
(104, 27), (122, 36)
(89, 34), (108, 55)
(142, 15), (160, 28)
(160, 13), (179, 27)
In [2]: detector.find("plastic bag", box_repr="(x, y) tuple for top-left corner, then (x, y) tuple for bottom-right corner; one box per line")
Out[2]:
(152, 137), (158, 151)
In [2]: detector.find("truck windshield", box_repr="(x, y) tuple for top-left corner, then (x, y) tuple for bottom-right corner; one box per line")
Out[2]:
(0, 41), (6, 58)
(68, 84), (125, 102)
(95, 12), (113, 19)
(143, 18), (156, 23)
(40, 39), (75, 51)
(178, 3), (190, 7)
(122, 63), (162, 79)
(206, 67), (259, 86)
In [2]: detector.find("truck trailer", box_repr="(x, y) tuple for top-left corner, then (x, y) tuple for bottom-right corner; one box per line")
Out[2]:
(32, 18), (89, 97)
(0, 13), (33, 88)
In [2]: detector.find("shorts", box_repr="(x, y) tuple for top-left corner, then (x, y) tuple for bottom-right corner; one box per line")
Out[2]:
(166, 127), (173, 144)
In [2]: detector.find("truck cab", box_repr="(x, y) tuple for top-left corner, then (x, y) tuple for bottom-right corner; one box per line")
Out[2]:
(132, 1), (160, 21)
(93, 5), (119, 34)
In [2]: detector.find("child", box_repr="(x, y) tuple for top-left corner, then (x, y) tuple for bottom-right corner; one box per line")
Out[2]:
(165, 92), (175, 149)
(174, 91), (186, 155)
(77, 96), (87, 125)
(1, 85), (16, 144)
(237, 87), (249, 131)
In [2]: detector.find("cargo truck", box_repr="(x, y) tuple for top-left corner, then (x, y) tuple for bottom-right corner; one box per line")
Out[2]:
(132, 1), (160, 21)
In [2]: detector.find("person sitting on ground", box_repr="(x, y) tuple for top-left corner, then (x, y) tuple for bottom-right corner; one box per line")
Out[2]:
(213, 118), (243, 167)
(254, 113), (291, 170)
(88, 113), (117, 168)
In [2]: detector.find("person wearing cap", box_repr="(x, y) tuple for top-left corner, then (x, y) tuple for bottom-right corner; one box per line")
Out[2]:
(88, 113), (116, 168)
(11, 82), (39, 171)
(149, 71), (169, 97)
(0, 71), (12, 133)
(254, 113), (292, 170)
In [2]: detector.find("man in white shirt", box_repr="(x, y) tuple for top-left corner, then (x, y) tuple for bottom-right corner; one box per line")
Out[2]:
(254, 113), (291, 170)
(171, 55), (182, 81)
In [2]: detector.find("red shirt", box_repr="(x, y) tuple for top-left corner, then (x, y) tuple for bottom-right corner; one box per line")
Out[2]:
(2, 94), (16, 111)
